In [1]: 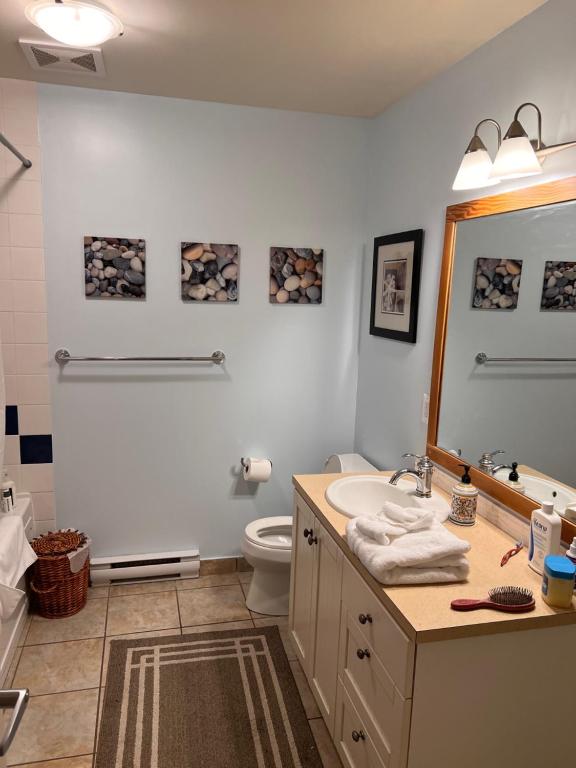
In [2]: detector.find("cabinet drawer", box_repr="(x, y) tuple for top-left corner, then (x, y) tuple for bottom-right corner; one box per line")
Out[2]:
(342, 559), (414, 697)
(335, 681), (387, 768)
(340, 609), (411, 764)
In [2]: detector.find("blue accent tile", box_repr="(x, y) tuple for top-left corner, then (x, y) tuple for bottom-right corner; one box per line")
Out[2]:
(20, 435), (53, 464)
(5, 406), (18, 435)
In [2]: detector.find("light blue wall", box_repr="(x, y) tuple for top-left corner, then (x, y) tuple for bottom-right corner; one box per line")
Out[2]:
(354, 0), (576, 471)
(39, 87), (368, 557)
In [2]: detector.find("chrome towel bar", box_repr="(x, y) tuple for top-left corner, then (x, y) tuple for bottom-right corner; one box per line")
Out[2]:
(476, 352), (576, 365)
(55, 348), (225, 364)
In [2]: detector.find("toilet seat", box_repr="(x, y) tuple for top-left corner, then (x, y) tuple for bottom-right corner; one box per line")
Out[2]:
(244, 516), (292, 549)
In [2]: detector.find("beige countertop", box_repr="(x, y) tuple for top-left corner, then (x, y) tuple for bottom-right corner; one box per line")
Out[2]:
(293, 472), (576, 642)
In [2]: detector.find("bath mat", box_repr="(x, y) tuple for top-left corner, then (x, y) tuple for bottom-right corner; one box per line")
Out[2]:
(96, 626), (323, 767)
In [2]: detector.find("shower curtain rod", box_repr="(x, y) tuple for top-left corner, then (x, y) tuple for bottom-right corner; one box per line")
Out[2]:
(0, 132), (32, 169)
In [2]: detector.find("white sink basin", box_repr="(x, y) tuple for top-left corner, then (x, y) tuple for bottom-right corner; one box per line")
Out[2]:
(494, 469), (576, 516)
(325, 475), (450, 520)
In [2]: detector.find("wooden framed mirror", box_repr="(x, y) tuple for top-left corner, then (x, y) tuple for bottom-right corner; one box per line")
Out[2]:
(427, 176), (576, 543)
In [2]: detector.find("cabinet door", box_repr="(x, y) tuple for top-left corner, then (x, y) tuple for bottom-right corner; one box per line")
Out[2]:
(288, 494), (316, 672)
(309, 522), (342, 734)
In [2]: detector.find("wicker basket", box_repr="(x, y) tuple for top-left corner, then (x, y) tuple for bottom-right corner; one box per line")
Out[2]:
(30, 529), (90, 618)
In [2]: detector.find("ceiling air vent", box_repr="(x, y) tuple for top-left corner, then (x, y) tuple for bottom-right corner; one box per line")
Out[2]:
(19, 39), (106, 77)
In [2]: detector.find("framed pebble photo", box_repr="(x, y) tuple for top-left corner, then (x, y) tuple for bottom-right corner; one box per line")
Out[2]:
(540, 261), (576, 310)
(370, 229), (423, 342)
(84, 236), (146, 299)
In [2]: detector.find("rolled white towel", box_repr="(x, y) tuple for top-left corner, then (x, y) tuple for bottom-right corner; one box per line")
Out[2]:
(376, 502), (437, 531)
(356, 517), (401, 544)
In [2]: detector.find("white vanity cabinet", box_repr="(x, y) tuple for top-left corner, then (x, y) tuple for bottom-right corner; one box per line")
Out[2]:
(290, 485), (576, 768)
(289, 492), (343, 733)
(290, 492), (413, 766)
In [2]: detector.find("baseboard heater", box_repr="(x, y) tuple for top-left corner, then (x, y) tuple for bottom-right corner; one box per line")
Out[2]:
(90, 548), (200, 584)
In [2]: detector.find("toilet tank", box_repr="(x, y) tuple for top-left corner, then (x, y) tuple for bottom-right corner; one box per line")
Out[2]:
(324, 453), (377, 473)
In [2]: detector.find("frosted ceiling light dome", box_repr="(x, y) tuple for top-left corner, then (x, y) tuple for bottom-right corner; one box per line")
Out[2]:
(25, 0), (123, 48)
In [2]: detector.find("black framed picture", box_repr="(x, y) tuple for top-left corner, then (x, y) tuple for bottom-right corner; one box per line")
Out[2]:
(370, 229), (423, 342)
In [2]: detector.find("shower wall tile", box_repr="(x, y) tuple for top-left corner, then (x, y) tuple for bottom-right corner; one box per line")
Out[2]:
(10, 247), (45, 280)
(12, 280), (47, 312)
(9, 214), (43, 248)
(0, 77), (54, 529)
(16, 374), (50, 404)
(0, 246), (10, 278)
(18, 404), (52, 435)
(14, 312), (48, 343)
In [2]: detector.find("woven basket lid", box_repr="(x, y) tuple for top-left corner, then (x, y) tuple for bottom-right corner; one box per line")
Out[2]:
(32, 529), (88, 557)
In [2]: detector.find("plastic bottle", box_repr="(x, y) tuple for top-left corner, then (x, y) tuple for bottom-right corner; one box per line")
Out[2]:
(0, 471), (15, 512)
(448, 464), (478, 526)
(528, 501), (562, 575)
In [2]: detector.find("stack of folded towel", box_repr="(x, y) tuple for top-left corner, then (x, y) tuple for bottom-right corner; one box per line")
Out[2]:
(346, 501), (470, 585)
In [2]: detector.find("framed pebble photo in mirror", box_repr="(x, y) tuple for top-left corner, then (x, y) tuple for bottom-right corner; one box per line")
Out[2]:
(369, 229), (423, 342)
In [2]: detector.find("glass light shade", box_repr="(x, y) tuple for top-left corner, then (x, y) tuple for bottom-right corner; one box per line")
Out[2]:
(25, 1), (123, 47)
(452, 149), (500, 191)
(490, 136), (543, 180)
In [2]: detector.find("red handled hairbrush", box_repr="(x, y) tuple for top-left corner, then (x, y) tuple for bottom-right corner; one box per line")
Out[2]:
(451, 586), (535, 613)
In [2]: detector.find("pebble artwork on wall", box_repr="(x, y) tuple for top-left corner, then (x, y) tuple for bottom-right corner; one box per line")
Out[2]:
(471, 258), (522, 310)
(540, 261), (576, 311)
(181, 243), (239, 302)
(84, 236), (146, 299)
(269, 247), (323, 304)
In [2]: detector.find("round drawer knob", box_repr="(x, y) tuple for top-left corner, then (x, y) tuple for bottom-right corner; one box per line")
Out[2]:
(358, 613), (373, 625)
(307, 534), (318, 546)
(356, 648), (371, 660)
(303, 528), (312, 538)
(351, 729), (366, 743)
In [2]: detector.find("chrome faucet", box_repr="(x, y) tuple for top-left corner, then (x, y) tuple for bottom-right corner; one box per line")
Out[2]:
(492, 463), (513, 476)
(478, 450), (507, 475)
(389, 453), (434, 498)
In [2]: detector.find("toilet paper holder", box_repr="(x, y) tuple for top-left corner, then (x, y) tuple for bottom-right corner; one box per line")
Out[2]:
(241, 457), (273, 469)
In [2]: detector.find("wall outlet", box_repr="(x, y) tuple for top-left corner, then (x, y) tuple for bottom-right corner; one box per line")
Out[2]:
(421, 393), (430, 425)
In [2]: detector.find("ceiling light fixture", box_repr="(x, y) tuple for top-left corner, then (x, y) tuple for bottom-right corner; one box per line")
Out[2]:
(25, 0), (123, 48)
(453, 102), (576, 191)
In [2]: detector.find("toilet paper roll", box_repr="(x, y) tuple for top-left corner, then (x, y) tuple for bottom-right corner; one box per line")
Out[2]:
(242, 458), (272, 483)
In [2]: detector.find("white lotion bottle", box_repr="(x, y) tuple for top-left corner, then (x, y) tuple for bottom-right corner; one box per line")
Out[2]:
(528, 501), (561, 575)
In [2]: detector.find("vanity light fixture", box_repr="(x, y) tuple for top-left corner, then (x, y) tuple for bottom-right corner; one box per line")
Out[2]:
(453, 102), (576, 191)
(452, 119), (501, 191)
(25, 0), (123, 48)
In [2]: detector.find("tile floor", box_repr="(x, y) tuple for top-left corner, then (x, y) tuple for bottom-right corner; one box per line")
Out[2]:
(5, 572), (342, 767)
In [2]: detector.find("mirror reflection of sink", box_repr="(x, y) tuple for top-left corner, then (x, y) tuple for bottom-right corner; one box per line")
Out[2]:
(493, 469), (576, 516)
(325, 475), (450, 520)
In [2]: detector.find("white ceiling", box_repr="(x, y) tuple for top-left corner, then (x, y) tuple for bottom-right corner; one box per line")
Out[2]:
(0, 0), (547, 117)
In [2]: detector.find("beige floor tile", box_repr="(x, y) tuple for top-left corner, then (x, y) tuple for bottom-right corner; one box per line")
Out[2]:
(87, 585), (109, 599)
(253, 617), (297, 661)
(176, 573), (239, 591)
(199, 557), (237, 576)
(109, 579), (177, 597)
(106, 591), (179, 636)
(15, 757), (93, 768)
(236, 557), (253, 572)
(289, 660), (320, 718)
(7, 688), (98, 766)
(309, 717), (343, 767)
(3, 646), (22, 687)
(101, 628), (181, 685)
(237, 571), (253, 584)
(26, 600), (107, 645)
(177, 585), (251, 626)
(14, 638), (103, 695)
(181, 619), (254, 634)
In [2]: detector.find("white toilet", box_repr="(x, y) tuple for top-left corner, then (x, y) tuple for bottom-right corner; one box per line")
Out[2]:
(241, 453), (377, 616)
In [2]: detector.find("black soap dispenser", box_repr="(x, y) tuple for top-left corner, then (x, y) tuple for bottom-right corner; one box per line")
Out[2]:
(506, 462), (525, 493)
(448, 464), (478, 526)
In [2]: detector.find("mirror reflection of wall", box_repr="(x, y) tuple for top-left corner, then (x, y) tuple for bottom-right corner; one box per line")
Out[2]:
(437, 200), (576, 491)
